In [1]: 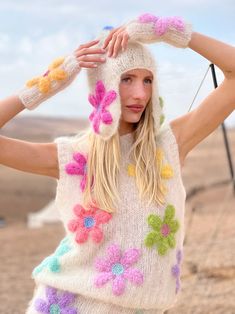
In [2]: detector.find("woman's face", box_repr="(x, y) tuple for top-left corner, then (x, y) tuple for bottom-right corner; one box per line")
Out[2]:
(118, 68), (153, 134)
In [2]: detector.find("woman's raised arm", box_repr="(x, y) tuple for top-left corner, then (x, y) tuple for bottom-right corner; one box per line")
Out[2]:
(102, 14), (235, 164)
(0, 40), (106, 178)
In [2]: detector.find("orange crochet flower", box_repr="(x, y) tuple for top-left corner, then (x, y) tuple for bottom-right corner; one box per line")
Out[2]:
(26, 57), (67, 93)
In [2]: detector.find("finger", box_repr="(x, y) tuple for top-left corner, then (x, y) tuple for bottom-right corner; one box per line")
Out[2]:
(102, 27), (121, 49)
(77, 61), (99, 68)
(75, 47), (106, 57)
(77, 39), (100, 49)
(77, 55), (106, 63)
(107, 31), (122, 57)
(121, 33), (129, 51)
(112, 34), (123, 57)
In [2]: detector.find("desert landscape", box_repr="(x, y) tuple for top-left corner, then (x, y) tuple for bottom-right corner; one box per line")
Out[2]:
(0, 116), (235, 314)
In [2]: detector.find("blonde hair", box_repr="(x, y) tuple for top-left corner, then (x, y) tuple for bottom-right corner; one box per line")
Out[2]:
(77, 98), (165, 213)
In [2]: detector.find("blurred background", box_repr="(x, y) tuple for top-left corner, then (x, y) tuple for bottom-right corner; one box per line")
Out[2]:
(0, 0), (235, 313)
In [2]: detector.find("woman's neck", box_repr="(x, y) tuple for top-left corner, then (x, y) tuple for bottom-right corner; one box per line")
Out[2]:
(118, 121), (136, 136)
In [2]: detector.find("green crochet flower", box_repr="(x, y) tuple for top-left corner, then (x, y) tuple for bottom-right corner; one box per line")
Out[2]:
(145, 205), (180, 256)
(32, 237), (71, 276)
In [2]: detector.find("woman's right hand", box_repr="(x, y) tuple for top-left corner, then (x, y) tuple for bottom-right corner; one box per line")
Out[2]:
(74, 39), (106, 68)
(18, 39), (106, 110)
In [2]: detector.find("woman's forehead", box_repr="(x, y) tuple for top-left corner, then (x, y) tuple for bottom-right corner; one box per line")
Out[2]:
(121, 68), (153, 78)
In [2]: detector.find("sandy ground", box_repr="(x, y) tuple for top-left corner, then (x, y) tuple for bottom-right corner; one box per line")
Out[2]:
(0, 116), (235, 314)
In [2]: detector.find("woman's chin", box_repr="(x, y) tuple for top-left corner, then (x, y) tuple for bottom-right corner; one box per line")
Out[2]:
(124, 113), (142, 123)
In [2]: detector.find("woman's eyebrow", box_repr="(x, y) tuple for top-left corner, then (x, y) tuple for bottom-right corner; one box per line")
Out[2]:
(121, 74), (137, 78)
(121, 74), (153, 79)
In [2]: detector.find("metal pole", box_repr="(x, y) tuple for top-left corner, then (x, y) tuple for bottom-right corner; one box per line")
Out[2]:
(210, 63), (235, 193)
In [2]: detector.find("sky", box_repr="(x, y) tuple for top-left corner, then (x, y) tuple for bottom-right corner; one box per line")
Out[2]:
(0, 0), (235, 127)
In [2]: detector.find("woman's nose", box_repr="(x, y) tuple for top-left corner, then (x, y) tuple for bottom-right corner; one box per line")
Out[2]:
(132, 82), (147, 100)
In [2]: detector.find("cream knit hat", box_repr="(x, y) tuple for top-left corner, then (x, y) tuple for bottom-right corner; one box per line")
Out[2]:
(86, 29), (163, 141)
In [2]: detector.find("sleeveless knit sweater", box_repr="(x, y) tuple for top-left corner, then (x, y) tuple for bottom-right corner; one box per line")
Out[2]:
(32, 122), (186, 312)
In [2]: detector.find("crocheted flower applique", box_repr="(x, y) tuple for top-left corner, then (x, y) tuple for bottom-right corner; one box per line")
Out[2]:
(145, 204), (180, 256)
(34, 286), (78, 314)
(33, 237), (71, 276)
(171, 249), (183, 294)
(156, 147), (174, 179)
(127, 147), (173, 195)
(159, 96), (165, 126)
(65, 152), (94, 192)
(138, 13), (186, 36)
(68, 204), (112, 244)
(94, 243), (144, 296)
(26, 57), (67, 94)
(88, 80), (117, 134)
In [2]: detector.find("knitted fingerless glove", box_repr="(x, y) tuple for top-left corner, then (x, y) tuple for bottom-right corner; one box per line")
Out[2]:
(126, 13), (193, 48)
(18, 54), (81, 110)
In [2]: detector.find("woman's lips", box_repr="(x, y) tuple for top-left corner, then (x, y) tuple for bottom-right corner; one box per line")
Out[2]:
(126, 105), (144, 113)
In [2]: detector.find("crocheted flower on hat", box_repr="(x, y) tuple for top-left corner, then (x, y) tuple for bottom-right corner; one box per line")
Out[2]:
(94, 243), (144, 296)
(138, 13), (185, 36)
(34, 286), (78, 314)
(26, 57), (67, 94)
(65, 152), (93, 192)
(171, 249), (183, 294)
(33, 237), (71, 276)
(88, 80), (117, 134)
(145, 204), (180, 256)
(68, 204), (112, 244)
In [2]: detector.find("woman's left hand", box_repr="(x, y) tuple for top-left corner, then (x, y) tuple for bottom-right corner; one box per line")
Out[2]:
(102, 26), (130, 58)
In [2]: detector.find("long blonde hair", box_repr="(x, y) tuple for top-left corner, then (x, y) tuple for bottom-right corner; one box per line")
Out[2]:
(79, 99), (165, 213)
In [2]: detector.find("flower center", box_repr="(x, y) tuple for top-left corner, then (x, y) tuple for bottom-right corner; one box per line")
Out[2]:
(161, 224), (170, 237)
(49, 304), (60, 314)
(84, 216), (95, 228)
(112, 263), (124, 275)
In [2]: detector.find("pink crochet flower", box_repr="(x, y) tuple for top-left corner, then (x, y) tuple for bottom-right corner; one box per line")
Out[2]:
(68, 204), (112, 244)
(88, 80), (117, 134)
(138, 13), (185, 36)
(65, 152), (92, 192)
(94, 244), (144, 296)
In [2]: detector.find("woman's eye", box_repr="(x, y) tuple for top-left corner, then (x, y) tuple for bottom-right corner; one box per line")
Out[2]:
(144, 78), (152, 84)
(121, 77), (131, 83)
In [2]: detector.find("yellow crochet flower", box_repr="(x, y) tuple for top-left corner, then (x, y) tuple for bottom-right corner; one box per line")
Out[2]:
(26, 57), (67, 94)
(127, 164), (136, 177)
(127, 147), (174, 196)
(156, 148), (174, 179)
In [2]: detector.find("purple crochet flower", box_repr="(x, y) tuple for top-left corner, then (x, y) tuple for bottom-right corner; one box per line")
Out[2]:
(171, 249), (183, 294)
(138, 13), (185, 36)
(34, 286), (78, 314)
(65, 152), (93, 192)
(88, 80), (117, 134)
(94, 243), (144, 296)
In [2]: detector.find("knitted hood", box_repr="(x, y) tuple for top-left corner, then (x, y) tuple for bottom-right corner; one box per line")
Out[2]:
(86, 29), (163, 141)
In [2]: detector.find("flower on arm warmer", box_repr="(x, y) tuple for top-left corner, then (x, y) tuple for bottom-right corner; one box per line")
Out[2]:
(126, 13), (193, 48)
(18, 54), (81, 110)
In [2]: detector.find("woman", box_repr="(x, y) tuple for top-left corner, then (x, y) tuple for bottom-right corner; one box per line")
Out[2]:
(1, 13), (235, 314)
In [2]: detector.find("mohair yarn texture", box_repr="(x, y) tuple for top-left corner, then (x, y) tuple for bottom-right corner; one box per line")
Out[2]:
(30, 122), (186, 313)
(86, 35), (162, 141)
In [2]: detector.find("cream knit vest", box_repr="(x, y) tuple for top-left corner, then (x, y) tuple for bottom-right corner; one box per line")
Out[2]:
(32, 122), (186, 312)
